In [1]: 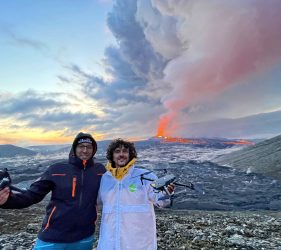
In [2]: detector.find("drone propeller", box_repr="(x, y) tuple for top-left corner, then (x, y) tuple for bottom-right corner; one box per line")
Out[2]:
(174, 181), (194, 190)
(131, 170), (153, 179)
(131, 171), (155, 185)
(173, 180), (205, 195)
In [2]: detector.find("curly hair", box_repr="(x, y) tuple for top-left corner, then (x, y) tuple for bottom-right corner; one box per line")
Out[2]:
(106, 138), (137, 165)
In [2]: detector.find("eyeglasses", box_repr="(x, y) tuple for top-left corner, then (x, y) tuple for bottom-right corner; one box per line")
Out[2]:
(77, 145), (94, 150)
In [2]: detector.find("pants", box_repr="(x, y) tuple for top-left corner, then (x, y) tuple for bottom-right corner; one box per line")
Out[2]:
(33, 235), (95, 250)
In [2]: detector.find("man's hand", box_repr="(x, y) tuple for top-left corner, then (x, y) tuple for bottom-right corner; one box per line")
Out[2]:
(0, 187), (10, 205)
(167, 183), (175, 195)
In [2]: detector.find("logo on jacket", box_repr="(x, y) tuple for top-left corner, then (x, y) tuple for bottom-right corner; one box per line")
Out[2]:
(128, 184), (137, 192)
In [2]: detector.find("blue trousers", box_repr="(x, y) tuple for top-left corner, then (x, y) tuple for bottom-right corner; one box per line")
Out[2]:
(33, 235), (95, 250)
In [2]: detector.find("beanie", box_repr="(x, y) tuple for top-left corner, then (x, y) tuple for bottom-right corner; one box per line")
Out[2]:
(72, 132), (97, 157)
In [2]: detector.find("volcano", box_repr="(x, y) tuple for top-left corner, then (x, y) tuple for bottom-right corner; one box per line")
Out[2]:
(149, 136), (254, 146)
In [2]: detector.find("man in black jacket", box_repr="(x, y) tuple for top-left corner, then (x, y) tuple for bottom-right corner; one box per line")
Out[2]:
(0, 132), (105, 250)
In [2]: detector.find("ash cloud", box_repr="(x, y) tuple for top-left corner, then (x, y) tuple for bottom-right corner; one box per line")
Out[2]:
(53, 0), (281, 138)
(148, 0), (281, 136)
(81, 0), (168, 106)
(72, 0), (281, 138)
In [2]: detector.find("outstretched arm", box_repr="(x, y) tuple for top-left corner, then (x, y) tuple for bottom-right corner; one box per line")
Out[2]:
(0, 170), (54, 209)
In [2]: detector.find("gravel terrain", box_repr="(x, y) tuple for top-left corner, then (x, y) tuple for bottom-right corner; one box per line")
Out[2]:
(1, 203), (281, 250)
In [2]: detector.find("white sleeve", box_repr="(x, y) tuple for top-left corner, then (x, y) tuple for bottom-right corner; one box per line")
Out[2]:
(97, 190), (102, 206)
(96, 175), (104, 207)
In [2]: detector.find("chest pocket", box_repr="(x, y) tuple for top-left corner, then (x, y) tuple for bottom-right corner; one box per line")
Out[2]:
(122, 179), (148, 205)
(51, 174), (78, 201)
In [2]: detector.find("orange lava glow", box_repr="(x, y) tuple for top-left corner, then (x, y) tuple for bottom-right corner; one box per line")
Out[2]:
(156, 135), (205, 144)
(223, 139), (255, 145)
(156, 135), (255, 146)
(157, 116), (171, 137)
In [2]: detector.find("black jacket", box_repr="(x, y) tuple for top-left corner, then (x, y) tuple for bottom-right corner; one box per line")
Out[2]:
(1, 134), (105, 243)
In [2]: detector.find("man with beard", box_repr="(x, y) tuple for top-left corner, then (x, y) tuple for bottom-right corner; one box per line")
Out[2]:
(97, 138), (174, 250)
(0, 132), (105, 250)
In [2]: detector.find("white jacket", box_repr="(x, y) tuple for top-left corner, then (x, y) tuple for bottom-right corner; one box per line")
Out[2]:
(97, 165), (171, 250)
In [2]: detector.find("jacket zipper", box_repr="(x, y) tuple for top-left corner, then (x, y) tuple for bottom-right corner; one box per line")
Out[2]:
(72, 176), (77, 198)
(43, 206), (56, 231)
(116, 181), (121, 250)
(79, 160), (87, 207)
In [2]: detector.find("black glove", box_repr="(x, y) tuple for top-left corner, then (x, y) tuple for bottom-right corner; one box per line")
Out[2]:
(0, 168), (11, 190)
(0, 168), (24, 192)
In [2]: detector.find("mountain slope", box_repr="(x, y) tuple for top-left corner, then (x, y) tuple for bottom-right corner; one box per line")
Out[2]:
(213, 134), (281, 179)
(0, 144), (36, 158)
(183, 110), (281, 138)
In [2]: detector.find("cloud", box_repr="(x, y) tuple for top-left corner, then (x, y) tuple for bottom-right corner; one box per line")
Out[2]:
(136, 0), (184, 60)
(0, 90), (63, 115)
(68, 64), (92, 79)
(20, 111), (99, 131)
(133, 0), (281, 136)
(66, 62), (152, 106)
(106, 0), (166, 81)
(0, 90), (106, 137)
(57, 75), (72, 84)
(104, 46), (145, 83)
(98, 0), (113, 4)
(92, 101), (164, 138)
(0, 25), (48, 51)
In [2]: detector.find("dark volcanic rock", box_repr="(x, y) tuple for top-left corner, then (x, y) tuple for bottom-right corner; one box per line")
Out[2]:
(156, 209), (281, 249)
(1, 203), (281, 249)
(214, 134), (281, 180)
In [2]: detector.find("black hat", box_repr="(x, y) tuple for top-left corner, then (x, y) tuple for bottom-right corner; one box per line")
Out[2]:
(72, 132), (97, 157)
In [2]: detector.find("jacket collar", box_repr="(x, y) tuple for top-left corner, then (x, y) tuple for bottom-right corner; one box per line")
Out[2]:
(106, 158), (136, 180)
(69, 156), (94, 169)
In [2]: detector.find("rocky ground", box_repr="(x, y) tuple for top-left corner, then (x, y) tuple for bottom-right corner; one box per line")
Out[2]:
(1, 203), (281, 250)
(156, 210), (281, 250)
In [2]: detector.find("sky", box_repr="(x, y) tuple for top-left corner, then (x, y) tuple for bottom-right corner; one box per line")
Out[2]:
(0, 0), (281, 146)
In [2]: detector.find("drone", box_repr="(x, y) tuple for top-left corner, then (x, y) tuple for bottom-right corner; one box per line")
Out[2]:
(132, 170), (204, 197)
(0, 168), (25, 193)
